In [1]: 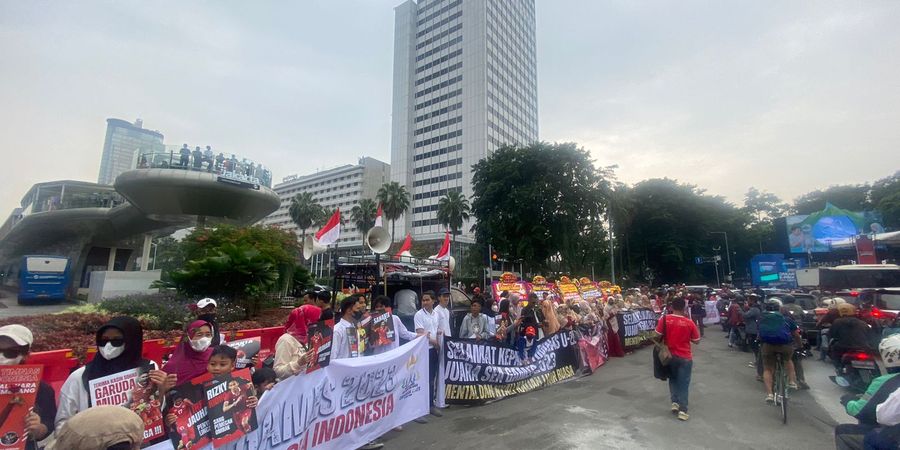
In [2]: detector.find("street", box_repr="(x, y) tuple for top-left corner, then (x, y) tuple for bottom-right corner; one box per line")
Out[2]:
(382, 327), (849, 450)
(0, 288), (73, 319)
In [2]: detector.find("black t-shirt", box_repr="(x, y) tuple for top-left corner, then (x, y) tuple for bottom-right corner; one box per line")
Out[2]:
(830, 317), (873, 351)
(26, 381), (56, 450)
(320, 307), (334, 322)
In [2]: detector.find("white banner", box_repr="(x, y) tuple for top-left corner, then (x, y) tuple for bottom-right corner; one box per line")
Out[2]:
(213, 336), (430, 450)
(703, 301), (720, 325)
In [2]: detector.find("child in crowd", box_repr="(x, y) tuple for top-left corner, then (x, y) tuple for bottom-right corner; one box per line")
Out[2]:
(252, 367), (277, 400)
(516, 325), (539, 364)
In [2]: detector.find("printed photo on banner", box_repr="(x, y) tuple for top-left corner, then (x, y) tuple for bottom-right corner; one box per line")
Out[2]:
(166, 373), (212, 450)
(307, 321), (333, 373)
(203, 368), (258, 448)
(367, 309), (395, 350)
(0, 365), (42, 450)
(87, 362), (166, 446)
(442, 332), (579, 404)
(226, 337), (261, 369)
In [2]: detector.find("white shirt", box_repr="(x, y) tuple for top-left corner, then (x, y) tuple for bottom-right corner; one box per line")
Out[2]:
(331, 318), (357, 360)
(373, 315), (419, 355)
(414, 308), (440, 348)
(434, 303), (452, 337)
(877, 388), (900, 425)
(56, 361), (159, 430)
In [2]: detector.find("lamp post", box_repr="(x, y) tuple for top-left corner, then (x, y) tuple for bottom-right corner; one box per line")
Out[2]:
(712, 246), (722, 287)
(710, 231), (733, 283)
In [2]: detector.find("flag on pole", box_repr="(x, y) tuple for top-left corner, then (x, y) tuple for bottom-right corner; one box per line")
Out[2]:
(395, 233), (413, 258)
(315, 208), (341, 245)
(374, 204), (384, 228)
(434, 231), (451, 260)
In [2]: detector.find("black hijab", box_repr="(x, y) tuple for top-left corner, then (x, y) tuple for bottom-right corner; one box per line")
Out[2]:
(82, 316), (148, 395)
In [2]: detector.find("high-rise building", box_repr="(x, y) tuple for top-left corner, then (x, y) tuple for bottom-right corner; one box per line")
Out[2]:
(262, 157), (391, 247)
(390, 0), (538, 243)
(97, 118), (165, 185)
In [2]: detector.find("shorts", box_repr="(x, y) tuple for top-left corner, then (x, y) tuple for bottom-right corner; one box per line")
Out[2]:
(761, 343), (794, 368)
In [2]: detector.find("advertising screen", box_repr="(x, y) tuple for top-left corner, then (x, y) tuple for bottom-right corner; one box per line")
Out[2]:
(785, 203), (883, 253)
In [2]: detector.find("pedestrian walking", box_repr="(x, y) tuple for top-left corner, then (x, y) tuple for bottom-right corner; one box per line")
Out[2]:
(656, 296), (700, 421)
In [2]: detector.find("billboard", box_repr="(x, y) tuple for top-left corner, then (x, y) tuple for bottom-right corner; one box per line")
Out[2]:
(785, 202), (883, 253)
(750, 254), (807, 287)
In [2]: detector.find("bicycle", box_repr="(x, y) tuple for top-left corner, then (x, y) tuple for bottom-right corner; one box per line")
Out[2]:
(773, 352), (788, 424)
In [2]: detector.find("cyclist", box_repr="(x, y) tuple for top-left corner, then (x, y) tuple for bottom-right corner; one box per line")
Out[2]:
(779, 295), (810, 390)
(759, 299), (801, 403)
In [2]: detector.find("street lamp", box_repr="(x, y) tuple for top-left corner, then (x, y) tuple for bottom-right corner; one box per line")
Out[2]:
(709, 231), (733, 283)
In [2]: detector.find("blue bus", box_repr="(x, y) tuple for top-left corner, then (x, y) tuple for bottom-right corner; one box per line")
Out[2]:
(19, 255), (70, 304)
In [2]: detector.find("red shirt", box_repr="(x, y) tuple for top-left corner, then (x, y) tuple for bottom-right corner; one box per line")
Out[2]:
(656, 314), (700, 360)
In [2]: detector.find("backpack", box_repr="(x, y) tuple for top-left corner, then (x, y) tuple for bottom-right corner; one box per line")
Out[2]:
(758, 312), (792, 345)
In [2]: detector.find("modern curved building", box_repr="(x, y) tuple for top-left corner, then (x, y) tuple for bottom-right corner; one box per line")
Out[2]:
(0, 158), (280, 299)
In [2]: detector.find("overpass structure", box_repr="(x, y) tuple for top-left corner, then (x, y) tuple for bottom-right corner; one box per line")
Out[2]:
(0, 151), (280, 298)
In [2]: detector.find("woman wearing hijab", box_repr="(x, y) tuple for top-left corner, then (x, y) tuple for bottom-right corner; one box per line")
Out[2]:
(273, 304), (322, 380)
(56, 316), (164, 430)
(162, 320), (215, 386)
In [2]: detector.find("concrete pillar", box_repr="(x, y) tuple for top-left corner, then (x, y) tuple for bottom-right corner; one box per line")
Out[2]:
(107, 247), (117, 271)
(140, 234), (152, 271)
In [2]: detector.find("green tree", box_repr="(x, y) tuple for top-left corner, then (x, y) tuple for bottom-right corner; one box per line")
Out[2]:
(151, 236), (184, 281)
(871, 172), (900, 228)
(350, 198), (378, 237)
(376, 182), (410, 244)
(168, 243), (279, 318)
(742, 188), (788, 254)
(437, 191), (470, 244)
(793, 184), (871, 215)
(288, 192), (325, 245)
(471, 142), (611, 275)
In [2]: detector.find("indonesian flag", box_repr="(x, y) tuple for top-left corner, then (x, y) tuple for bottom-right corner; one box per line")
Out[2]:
(395, 233), (413, 258)
(434, 231), (451, 260)
(315, 208), (341, 245)
(374, 204), (384, 228)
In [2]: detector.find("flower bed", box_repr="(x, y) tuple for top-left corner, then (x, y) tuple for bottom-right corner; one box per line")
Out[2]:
(0, 308), (290, 363)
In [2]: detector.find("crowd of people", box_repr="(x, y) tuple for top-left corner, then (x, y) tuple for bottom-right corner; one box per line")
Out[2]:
(137, 144), (273, 187)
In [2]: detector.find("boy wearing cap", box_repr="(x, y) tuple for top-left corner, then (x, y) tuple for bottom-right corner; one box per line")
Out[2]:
(0, 325), (56, 449)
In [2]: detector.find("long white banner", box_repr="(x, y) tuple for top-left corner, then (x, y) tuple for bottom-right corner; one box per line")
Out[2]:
(148, 336), (430, 450)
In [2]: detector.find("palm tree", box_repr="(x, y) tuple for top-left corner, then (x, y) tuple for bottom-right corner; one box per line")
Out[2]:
(288, 192), (325, 246)
(437, 191), (470, 245)
(350, 198), (378, 238)
(376, 182), (410, 243)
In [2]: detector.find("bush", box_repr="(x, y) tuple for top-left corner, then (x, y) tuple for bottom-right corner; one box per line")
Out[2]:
(99, 293), (193, 331)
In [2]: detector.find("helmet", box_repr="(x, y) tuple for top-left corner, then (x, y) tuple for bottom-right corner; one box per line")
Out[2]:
(880, 333), (900, 370)
(822, 297), (846, 309)
(765, 299), (783, 312)
(837, 303), (857, 317)
(781, 294), (796, 304)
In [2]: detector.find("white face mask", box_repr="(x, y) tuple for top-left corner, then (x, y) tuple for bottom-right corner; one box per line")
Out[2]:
(0, 355), (23, 366)
(99, 342), (125, 360)
(190, 337), (212, 352)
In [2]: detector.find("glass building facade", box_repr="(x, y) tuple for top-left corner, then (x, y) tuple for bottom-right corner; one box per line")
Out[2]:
(97, 118), (165, 185)
(390, 0), (538, 243)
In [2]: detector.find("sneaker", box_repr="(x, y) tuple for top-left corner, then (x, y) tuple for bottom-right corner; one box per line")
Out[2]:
(359, 441), (384, 450)
(671, 402), (680, 414)
(413, 416), (428, 424)
(788, 382), (799, 390)
(747, 362), (755, 368)
(677, 411), (689, 421)
(430, 407), (443, 417)
(765, 394), (775, 403)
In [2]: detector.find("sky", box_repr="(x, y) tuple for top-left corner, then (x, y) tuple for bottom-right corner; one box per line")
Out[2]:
(1, 0), (899, 217)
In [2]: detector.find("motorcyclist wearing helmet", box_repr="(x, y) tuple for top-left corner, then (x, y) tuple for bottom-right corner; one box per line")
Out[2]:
(830, 304), (874, 370)
(759, 299), (802, 402)
(834, 333), (900, 449)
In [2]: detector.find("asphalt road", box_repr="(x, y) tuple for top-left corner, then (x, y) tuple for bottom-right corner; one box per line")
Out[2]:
(381, 327), (849, 450)
(0, 288), (73, 319)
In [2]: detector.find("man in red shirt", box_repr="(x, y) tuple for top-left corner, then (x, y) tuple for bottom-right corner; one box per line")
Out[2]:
(656, 296), (701, 421)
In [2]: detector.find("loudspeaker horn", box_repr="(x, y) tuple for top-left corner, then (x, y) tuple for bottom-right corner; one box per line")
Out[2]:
(302, 235), (327, 260)
(448, 256), (456, 273)
(365, 226), (391, 254)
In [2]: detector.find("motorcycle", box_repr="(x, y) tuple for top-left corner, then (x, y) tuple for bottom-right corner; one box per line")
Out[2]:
(830, 347), (884, 393)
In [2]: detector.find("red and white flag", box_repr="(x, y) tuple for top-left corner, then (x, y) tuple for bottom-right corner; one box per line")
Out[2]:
(434, 231), (451, 261)
(315, 208), (341, 245)
(395, 233), (413, 258)
(374, 204), (384, 228)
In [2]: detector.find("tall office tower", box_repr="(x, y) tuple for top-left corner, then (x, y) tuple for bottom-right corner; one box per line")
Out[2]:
(390, 0), (538, 243)
(97, 118), (165, 185)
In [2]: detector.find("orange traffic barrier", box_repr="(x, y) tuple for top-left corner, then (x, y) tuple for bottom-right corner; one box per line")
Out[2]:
(26, 349), (79, 401)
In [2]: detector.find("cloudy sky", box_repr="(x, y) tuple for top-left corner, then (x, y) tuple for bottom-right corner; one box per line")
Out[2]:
(1, 0), (898, 216)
